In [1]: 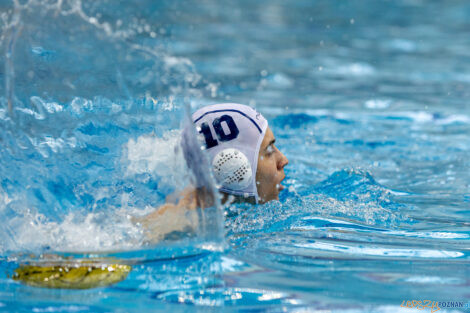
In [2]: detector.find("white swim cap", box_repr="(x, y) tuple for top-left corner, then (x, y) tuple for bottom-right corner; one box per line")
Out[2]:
(183, 103), (268, 202)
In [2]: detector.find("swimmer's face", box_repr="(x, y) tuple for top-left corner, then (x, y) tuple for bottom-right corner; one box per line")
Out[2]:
(256, 127), (289, 203)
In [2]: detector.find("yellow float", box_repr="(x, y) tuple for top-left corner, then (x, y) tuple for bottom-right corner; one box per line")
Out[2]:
(12, 259), (131, 289)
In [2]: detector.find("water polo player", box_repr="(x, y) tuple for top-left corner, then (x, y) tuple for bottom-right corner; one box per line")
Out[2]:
(138, 103), (288, 241)
(186, 103), (289, 204)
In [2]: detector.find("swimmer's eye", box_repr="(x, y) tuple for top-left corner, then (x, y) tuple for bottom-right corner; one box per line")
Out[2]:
(264, 138), (276, 156)
(266, 144), (274, 155)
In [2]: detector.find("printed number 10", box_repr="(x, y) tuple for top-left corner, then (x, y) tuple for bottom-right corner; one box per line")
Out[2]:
(199, 114), (239, 149)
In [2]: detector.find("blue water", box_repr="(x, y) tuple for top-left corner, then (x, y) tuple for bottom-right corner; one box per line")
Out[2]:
(1, 0), (469, 312)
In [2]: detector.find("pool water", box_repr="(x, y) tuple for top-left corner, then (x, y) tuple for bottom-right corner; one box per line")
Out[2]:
(0, 0), (469, 312)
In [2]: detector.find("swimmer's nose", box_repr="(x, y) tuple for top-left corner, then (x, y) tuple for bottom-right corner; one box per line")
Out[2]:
(277, 150), (288, 170)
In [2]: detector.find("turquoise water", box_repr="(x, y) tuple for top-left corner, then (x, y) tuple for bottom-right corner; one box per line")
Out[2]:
(1, 0), (469, 312)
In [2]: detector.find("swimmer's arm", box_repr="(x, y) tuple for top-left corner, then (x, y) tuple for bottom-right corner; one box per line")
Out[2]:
(132, 187), (203, 243)
(133, 187), (197, 221)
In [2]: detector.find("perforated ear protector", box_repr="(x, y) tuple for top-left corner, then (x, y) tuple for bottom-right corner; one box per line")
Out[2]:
(212, 148), (252, 190)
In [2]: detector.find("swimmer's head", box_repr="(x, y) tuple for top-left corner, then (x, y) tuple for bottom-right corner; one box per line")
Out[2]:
(183, 103), (288, 204)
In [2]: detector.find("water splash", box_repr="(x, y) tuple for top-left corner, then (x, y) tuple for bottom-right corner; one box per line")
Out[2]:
(2, 2), (22, 112)
(0, 0), (224, 256)
(1, 0), (210, 107)
(0, 94), (224, 255)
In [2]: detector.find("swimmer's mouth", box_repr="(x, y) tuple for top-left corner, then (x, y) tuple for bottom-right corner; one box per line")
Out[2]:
(278, 175), (286, 191)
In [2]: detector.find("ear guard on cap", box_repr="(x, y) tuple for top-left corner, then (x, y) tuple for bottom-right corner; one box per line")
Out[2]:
(212, 148), (252, 191)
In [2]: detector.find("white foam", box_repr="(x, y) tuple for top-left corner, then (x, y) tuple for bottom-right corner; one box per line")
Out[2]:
(404, 276), (463, 284)
(32, 306), (89, 313)
(330, 62), (376, 76)
(5, 207), (143, 252)
(364, 99), (392, 109)
(436, 114), (470, 125)
(123, 129), (188, 188)
(294, 241), (464, 258)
